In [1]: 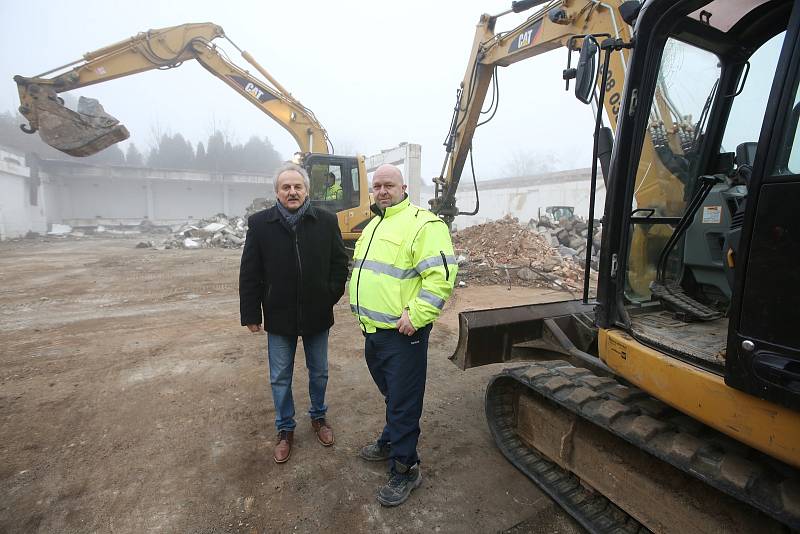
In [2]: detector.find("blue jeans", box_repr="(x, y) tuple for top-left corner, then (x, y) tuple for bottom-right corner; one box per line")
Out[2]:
(267, 329), (329, 432)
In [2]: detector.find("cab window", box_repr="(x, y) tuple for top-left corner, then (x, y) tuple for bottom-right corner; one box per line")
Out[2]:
(625, 38), (722, 300)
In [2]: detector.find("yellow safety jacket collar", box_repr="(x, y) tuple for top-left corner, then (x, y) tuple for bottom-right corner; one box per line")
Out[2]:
(370, 194), (409, 218)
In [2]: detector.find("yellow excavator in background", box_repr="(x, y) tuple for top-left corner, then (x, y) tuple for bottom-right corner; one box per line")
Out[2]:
(12, 22), (372, 243)
(435, 0), (800, 531)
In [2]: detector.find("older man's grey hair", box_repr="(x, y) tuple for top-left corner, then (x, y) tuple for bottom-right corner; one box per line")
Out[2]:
(273, 162), (311, 193)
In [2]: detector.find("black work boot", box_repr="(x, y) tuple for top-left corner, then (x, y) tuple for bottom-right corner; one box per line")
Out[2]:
(376, 461), (422, 507)
(359, 441), (391, 462)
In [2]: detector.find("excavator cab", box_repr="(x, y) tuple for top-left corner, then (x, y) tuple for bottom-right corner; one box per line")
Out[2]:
(14, 78), (129, 157)
(305, 154), (362, 210)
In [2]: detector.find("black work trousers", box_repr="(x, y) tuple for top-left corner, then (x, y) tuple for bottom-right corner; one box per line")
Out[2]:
(365, 323), (432, 470)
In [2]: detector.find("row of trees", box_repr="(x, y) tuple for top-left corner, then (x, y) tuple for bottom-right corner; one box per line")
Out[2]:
(0, 111), (283, 174)
(146, 131), (282, 173)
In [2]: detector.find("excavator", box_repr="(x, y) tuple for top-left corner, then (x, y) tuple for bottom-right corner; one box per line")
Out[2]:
(434, 0), (800, 531)
(12, 23), (372, 243)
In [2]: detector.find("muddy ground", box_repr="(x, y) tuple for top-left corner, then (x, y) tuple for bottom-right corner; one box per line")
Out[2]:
(0, 237), (582, 533)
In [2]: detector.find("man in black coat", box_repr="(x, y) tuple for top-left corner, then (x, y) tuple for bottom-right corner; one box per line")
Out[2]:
(240, 162), (349, 464)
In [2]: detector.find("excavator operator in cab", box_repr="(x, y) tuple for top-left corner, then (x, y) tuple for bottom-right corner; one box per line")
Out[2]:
(323, 172), (343, 201)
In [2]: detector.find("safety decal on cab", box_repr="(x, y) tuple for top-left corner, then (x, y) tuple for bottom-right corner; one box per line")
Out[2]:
(508, 20), (543, 53)
(702, 206), (722, 224)
(228, 75), (278, 103)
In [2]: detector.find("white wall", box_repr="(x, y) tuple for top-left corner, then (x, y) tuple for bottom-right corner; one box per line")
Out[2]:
(229, 184), (272, 216)
(365, 143), (422, 205)
(421, 168), (606, 229)
(1, 143), (425, 237)
(61, 177), (148, 221)
(0, 148), (46, 239)
(37, 163), (275, 226)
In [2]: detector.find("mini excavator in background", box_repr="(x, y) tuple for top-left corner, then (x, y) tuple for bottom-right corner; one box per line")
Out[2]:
(13, 23), (372, 242)
(435, 0), (800, 531)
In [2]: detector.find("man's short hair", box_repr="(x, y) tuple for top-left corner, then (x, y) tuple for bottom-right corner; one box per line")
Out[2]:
(273, 162), (310, 193)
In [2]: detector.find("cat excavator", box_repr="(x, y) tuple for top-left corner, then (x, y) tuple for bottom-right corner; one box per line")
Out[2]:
(435, 0), (800, 531)
(12, 23), (372, 242)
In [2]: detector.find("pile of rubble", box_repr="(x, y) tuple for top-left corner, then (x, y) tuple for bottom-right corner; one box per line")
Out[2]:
(244, 197), (275, 221)
(156, 214), (247, 250)
(452, 214), (600, 291)
(533, 213), (602, 267)
(137, 197), (276, 250)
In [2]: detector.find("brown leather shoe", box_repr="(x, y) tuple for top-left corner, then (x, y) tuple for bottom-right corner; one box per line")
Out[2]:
(311, 418), (335, 446)
(273, 430), (294, 463)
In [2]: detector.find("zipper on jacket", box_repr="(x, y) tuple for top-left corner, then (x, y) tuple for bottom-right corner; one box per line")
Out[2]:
(440, 251), (450, 281)
(355, 214), (385, 333)
(295, 230), (303, 335)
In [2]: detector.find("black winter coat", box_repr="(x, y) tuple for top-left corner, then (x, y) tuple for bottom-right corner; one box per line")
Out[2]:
(239, 204), (349, 336)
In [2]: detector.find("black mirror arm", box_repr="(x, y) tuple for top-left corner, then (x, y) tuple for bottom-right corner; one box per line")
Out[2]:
(582, 37), (633, 303)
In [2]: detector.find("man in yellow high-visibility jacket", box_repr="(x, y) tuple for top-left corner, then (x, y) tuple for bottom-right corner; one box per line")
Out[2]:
(349, 164), (457, 507)
(322, 172), (343, 201)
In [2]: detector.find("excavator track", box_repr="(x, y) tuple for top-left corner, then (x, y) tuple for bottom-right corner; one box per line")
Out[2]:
(486, 360), (800, 533)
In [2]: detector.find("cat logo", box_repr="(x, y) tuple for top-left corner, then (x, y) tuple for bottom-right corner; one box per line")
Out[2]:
(508, 20), (542, 53)
(228, 75), (278, 103)
(517, 29), (534, 49)
(245, 82), (265, 100)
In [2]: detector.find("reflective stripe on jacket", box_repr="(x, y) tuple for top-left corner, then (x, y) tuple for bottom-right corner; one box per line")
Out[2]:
(349, 196), (457, 333)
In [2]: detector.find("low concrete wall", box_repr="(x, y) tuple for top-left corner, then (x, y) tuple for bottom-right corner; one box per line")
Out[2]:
(0, 147), (46, 239)
(1, 144), (604, 239)
(35, 158), (274, 228)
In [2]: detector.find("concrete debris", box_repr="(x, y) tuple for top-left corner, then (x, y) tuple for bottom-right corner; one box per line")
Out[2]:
(202, 222), (227, 233)
(452, 214), (600, 291)
(245, 197), (276, 220)
(138, 219), (173, 234)
(159, 213), (248, 250)
(103, 228), (141, 235)
(154, 198), (275, 250)
(48, 223), (72, 235)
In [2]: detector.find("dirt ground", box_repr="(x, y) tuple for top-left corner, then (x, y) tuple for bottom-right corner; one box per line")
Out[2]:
(0, 237), (583, 533)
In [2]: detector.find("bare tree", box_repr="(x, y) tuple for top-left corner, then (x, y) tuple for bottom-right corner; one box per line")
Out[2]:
(501, 148), (561, 177)
(148, 120), (168, 153)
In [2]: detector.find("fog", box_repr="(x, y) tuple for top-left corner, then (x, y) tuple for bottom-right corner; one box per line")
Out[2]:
(0, 0), (598, 183)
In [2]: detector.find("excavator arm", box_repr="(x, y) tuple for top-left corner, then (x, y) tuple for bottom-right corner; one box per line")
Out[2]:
(13, 22), (330, 156)
(431, 0), (636, 224)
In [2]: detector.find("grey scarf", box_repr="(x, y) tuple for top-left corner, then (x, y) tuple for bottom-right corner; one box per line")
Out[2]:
(276, 197), (311, 230)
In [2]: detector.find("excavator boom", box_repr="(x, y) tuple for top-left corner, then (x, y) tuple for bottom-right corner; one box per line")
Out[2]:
(13, 22), (374, 242)
(432, 0), (633, 223)
(14, 22), (330, 157)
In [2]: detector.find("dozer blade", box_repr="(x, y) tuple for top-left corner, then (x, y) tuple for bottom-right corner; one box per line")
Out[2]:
(449, 299), (604, 372)
(31, 89), (129, 157)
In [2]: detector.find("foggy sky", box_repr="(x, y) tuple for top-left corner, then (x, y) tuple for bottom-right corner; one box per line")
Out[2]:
(0, 0), (598, 184)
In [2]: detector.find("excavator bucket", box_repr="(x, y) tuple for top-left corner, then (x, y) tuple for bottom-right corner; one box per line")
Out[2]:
(26, 87), (129, 157)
